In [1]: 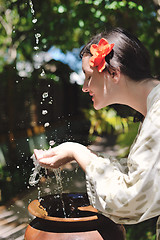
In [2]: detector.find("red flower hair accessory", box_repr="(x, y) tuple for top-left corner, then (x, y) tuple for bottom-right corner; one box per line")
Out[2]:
(89, 38), (114, 73)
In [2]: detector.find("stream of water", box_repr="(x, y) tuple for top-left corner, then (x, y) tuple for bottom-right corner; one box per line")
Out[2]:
(28, 0), (67, 217)
(53, 168), (67, 218)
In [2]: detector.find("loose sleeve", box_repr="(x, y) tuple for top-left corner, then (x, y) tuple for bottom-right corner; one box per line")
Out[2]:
(86, 100), (160, 224)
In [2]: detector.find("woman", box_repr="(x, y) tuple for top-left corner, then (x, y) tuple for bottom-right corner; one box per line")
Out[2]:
(34, 28), (160, 238)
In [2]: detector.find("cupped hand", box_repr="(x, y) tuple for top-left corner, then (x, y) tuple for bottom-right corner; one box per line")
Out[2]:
(34, 142), (98, 172)
(34, 142), (75, 169)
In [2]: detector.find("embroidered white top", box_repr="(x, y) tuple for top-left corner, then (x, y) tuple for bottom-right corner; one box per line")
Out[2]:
(86, 83), (160, 225)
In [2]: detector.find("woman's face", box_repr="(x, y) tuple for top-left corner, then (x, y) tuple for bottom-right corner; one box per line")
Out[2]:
(82, 54), (116, 110)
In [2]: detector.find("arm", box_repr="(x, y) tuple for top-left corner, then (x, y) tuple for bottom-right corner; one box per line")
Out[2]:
(86, 100), (160, 224)
(34, 100), (160, 224)
(34, 142), (98, 172)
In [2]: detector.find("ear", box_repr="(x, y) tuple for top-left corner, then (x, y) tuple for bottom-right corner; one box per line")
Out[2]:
(108, 67), (120, 84)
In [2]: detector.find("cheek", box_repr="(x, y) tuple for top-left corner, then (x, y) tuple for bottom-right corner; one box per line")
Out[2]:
(104, 73), (114, 93)
(92, 72), (104, 89)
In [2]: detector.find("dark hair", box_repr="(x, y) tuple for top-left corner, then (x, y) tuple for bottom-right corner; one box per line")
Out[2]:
(80, 27), (153, 81)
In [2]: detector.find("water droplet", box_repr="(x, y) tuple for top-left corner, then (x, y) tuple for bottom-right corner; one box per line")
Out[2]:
(35, 33), (41, 44)
(32, 18), (37, 23)
(44, 122), (50, 127)
(29, 154), (42, 186)
(34, 46), (39, 50)
(35, 33), (41, 38)
(40, 69), (45, 77)
(49, 140), (56, 146)
(42, 110), (48, 115)
(42, 92), (48, 98)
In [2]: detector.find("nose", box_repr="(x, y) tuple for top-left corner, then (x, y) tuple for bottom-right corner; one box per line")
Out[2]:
(82, 79), (89, 93)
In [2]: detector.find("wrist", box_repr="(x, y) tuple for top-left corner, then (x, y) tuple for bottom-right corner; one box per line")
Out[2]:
(71, 143), (98, 172)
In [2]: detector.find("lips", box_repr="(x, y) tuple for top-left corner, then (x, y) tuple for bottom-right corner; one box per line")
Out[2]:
(89, 92), (94, 96)
(89, 92), (94, 101)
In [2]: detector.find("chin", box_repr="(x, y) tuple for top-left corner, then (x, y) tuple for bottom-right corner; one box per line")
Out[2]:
(93, 103), (104, 110)
(93, 101), (109, 110)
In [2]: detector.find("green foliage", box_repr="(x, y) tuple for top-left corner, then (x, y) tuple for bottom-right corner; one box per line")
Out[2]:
(116, 120), (140, 157)
(0, 2), (159, 237)
(83, 106), (132, 135)
(125, 217), (157, 240)
(0, 164), (29, 204)
(0, 165), (11, 182)
(0, 0), (160, 75)
(83, 106), (141, 157)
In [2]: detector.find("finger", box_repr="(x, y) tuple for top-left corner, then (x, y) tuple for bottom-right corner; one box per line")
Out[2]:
(34, 149), (44, 160)
(34, 148), (56, 160)
(38, 162), (56, 169)
(38, 156), (59, 167)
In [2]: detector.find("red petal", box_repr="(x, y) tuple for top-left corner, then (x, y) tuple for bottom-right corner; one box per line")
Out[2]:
(89, 39), (114, 72)
(108, 43), (114, 53)
(110, 43), (114, 49)
(101, 43), (114, 57)
(98, 38), (109, 48)
(90, 44), (98, 55)
(94, 56), (104, 66)
(89, 56), (96, 67)
(97, 58), (106, 72)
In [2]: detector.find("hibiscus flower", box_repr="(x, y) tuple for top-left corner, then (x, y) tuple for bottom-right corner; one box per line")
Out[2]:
(89, 38), (114, 72)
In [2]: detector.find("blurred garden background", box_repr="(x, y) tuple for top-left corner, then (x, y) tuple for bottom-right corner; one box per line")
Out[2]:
(0, 0), (160, 239)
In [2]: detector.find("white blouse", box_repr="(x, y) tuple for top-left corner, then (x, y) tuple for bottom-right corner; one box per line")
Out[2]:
(86, 83), (160, 225)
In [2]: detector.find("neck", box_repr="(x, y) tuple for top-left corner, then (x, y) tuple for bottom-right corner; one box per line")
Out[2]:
(119, 77), (160, 117)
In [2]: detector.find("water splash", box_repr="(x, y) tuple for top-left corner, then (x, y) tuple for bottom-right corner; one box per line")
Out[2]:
(29, 154), (42, 186)
(29, 153), (67, 217)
